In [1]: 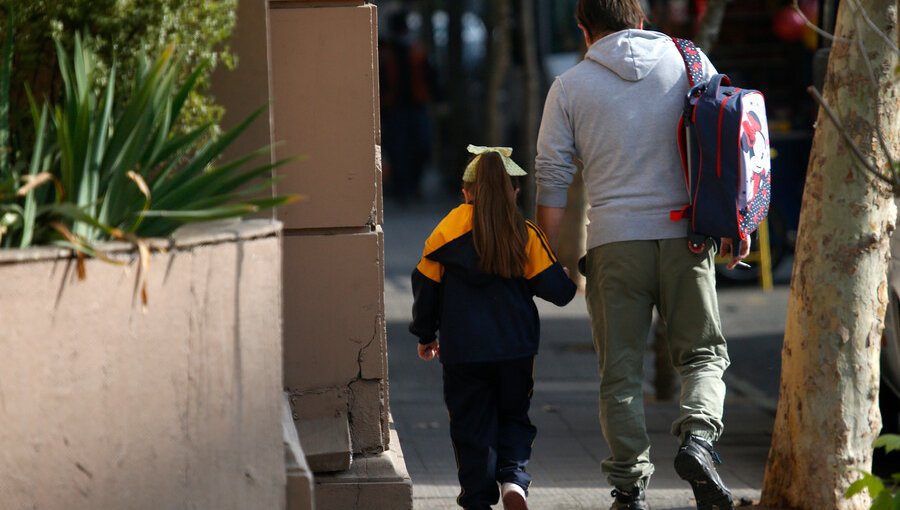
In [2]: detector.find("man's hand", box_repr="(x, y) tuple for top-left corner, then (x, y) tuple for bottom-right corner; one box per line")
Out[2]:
(536, 205), (566, 252)
(418, 340), (440, 361)
(720, 237), (751, 270)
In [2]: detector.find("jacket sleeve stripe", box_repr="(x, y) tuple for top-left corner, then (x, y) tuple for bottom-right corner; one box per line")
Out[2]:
(523, 223), (558, 279)
(523, 223), (576, 307)
(525, 220), (558, 264)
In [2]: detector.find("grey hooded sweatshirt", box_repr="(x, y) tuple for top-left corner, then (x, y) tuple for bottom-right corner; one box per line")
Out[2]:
(535, 29), (716, 250)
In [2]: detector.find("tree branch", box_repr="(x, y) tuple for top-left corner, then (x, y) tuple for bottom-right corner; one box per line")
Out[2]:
(807, 86), (899, 193)
(792, 0), (852, 44)
(845, 0), (900, 55)
(853, 16), (899, 178)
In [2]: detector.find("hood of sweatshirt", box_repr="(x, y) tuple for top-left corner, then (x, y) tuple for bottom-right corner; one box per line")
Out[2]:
(585, 29), (672, 82)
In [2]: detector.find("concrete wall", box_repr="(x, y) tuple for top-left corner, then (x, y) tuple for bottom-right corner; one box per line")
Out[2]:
(270, 2), (380, 230)
(211, 1), (411, 507)
(284, 393), (315, 510)
(0, 221), (286, 510)
(283, 229), (389, 459)
(270, 0), (389, 471)
(210, 0), (275, 167)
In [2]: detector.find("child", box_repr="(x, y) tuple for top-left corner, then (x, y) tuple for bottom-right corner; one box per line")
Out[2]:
(410, 145), (577, 510)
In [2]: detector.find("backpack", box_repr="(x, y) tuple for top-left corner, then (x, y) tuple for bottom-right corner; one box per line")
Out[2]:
(670, 38), (771, 253)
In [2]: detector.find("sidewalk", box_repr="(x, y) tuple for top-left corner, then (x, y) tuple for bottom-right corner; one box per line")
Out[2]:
(384, 196), (788, 510)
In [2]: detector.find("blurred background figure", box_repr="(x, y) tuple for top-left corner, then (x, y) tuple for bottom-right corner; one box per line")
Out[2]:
(373, 0), (819, 283)
(379, 8), (435, 205)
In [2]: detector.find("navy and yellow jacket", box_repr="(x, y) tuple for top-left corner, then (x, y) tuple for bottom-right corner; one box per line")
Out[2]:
(410, 204), (577, 364)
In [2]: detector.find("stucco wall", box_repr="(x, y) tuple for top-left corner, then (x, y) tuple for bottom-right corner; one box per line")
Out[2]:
(270, 0), (390, 470)
(0, 220), (285, 510)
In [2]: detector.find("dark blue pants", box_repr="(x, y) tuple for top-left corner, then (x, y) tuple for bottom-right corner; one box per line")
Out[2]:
(442, 356), (537, 510)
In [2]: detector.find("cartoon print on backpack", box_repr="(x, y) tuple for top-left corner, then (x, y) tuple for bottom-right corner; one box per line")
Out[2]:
(673, 37), (772, 245)
(739, 111), (768, 205)
(737, 93), (770, 236)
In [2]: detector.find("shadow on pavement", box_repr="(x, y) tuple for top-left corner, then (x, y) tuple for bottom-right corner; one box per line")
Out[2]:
(383, 193), (785, 509)
(388, 316), (776, 509)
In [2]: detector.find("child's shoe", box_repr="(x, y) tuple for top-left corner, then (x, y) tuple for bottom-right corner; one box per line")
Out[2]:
(501, 482), (528, 510)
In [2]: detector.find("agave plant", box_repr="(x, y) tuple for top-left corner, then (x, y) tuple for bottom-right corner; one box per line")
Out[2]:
(0, 29), (295, 253)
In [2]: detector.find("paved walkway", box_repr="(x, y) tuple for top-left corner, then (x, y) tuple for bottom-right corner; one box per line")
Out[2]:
(383, 195), (789, 510)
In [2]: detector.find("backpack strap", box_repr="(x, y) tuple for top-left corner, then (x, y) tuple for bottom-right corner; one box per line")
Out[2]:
(671, 38), (698, 213)
(671, 37), (708, 252)
(671, 37), (704, 88)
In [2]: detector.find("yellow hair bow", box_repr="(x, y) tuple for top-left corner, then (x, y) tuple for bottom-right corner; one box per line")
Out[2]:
(462, 144), (527, 183)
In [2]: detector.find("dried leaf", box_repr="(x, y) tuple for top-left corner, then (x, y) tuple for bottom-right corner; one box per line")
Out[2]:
(126, 170), (151, 208)
(114, 231), (152, 310)
(136, 238), (150, 308)
(76, 252), (85, 280)
(16, 172), (55, 196)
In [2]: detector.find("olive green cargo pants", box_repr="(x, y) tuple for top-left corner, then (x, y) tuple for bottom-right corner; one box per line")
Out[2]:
(583, 238), (730, 490)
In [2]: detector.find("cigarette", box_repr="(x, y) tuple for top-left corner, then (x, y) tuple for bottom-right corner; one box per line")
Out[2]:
(735, 261), (751, 269)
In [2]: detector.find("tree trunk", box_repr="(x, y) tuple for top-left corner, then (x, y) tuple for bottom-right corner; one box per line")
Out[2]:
(693, 0), (728, 52)
(417, 0), (435, 55)
(517, 0), (541, 215)
(760, 1), (900, 509)
(447, 0), (466, 182)
(485, 0), (511, 146)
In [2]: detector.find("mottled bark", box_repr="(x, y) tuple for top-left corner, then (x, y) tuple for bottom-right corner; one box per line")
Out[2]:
(760, 1), (900, 509)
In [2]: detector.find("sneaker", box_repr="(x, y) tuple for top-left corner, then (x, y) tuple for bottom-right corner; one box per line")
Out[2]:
(674, 435), (735, 510)
(501, 482), (528, 510)
(609, 486), (649, 510)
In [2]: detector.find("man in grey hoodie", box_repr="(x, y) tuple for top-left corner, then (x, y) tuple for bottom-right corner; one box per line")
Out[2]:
(534, 1), (748, 509)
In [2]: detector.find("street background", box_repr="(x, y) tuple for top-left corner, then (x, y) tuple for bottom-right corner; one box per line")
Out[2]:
(383, 188), (791, 509)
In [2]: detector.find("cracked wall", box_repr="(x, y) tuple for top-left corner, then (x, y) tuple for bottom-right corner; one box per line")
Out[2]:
(272, 2), (390, 474)
(282, 228), (389, 467)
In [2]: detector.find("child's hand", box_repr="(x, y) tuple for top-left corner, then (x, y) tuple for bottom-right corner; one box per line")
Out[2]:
(721, 236), (752, 270)
(418, 340), (440, 361)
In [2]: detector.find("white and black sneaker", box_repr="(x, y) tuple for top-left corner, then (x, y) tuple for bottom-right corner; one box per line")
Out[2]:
(501, 482), (528, 510)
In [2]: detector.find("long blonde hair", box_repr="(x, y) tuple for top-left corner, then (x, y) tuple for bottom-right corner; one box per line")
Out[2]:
(463, 152), (528, 278)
